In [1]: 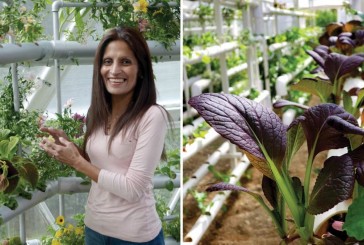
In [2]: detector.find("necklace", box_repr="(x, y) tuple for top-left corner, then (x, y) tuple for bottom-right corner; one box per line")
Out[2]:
(106, 116), (117, 134)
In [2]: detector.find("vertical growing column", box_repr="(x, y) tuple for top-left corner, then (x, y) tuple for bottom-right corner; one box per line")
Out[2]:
(243, 3), (262, 91)
(214, 0), (229, 94)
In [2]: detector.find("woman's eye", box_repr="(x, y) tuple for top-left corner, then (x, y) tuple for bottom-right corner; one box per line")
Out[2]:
(103, 59), (112, 65)
(121, 59), (131, 65)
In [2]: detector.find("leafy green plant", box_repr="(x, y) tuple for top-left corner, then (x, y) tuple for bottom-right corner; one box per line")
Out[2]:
(0, 129), (38, 210)
(189, 189), (212, 215)
(156, 195), (180, 241)
(0, 0), (47, 42)
(0, 0), (180, 50)
(155, 148), (180, 191)
(189, 93), (364, 243)
(193, 4), (213, 26)
(30, 100), (87, 188)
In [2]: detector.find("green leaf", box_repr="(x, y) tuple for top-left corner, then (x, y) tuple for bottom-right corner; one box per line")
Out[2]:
(201, 55), (211, 64)
(0, 141), (8, 159)
(165, 180), (174, 191)
(284, 123), (305, 169)
(0, 129), (11, 141)
(343, 194), (364, 240)
(7, 136), (19, 158)
(343, 90), (358, 117)
(18, 163), (39, 188)
(291, 78), (333, 103)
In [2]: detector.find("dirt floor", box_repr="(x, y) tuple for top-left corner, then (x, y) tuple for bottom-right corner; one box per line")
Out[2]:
(183, 122), (328, 244)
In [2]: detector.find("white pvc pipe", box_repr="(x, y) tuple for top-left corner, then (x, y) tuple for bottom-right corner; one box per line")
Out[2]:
(184, 157), (250, 244)
(0, 175), (180, 224)
(183, 116), (205, 137)
(183, 141), (230, 198)
(167, 188), (181, 216)
(282, 108), (296, 126)
(184, 26), (231, 34)
(182, 128), (221, 162)
(184, 42), (239, 65)
(275, 57), (313, 96)
(266, 6), (315, 17)
(0, 40), (180, 66)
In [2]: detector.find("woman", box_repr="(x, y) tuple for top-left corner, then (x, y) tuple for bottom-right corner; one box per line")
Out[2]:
(40, 27), (169, 244)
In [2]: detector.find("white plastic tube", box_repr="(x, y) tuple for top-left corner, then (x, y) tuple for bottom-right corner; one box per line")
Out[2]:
(184, 157), (250, 244)
(182, 128), (221, 162)
(275, 57), (313, 96)
(183, 141), (230, 198)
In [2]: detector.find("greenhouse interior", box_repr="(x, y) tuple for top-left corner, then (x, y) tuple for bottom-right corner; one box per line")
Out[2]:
(0, 0), (180, 245)
(2, 0), (364, 244)
(182, 0), (364, 244)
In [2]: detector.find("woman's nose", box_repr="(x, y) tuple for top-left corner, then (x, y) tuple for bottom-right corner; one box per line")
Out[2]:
(110, 63), (121, 75)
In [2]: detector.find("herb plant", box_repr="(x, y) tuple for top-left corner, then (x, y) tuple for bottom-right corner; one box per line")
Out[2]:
(189, 93), (364, 243)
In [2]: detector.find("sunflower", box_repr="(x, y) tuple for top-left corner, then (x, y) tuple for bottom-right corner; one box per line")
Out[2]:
(55, 215), (65, 226)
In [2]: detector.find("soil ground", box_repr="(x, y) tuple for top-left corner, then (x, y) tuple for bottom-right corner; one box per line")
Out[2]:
(183, 98), (327, 244)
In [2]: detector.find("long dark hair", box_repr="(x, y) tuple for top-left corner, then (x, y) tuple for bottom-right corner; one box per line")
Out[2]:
(83, 27), (168, 160)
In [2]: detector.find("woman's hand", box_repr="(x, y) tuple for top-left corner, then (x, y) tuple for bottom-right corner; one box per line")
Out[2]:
(40, 136), (83, 170)
(40, 127), (69, 146)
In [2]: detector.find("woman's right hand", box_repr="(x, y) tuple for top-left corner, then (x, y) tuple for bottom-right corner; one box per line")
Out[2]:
(39, 127), (69, 146)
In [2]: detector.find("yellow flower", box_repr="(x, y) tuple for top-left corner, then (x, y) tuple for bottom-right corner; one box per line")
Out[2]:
(55, 215), (65, 226)
(51, 239), (61, 245)
(55, 230), (63, 238)
(67, 224), (74, 231)
(75, 227), (84, 235)
(133, 0), (148, 13)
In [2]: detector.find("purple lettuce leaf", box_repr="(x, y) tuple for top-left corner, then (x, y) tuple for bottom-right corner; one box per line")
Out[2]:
(356, 160), (364, 187)
(262, 175), (278, 208)
(308, 155), (355, 215)
(324, 53), (364, 84)
(355, 29), (364, 46)
(206, 182), (261, 200)
(292, 176), (304, 204)
(306, 45), (330, 68)
(189, 93), (287, 179)
(289, 103), (364, 159)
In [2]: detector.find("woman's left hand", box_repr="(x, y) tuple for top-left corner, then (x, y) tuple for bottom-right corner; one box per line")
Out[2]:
(40, 137), (83, 169)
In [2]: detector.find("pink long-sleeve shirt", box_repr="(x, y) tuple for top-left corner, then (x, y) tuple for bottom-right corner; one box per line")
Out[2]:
(84, 105), (168, 242)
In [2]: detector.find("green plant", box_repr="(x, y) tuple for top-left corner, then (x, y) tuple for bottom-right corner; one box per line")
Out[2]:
(156, 195), (180, 241)
(189, 189), (212, 215)
(0, 129), (39, 210)
(315, 9), (337, 28)
(42, 215), (85, 245)
(30, 100), (87, 187)
(0, 0), (180, 50)
(189, 93), (364, 243)
(1, 236), (21, 245)
(0, 0), (48, 42)
(155, 148), (180, 191)
(193, 4), (213, 26)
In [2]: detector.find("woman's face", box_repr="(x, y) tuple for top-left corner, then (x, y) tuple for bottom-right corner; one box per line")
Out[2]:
(101, 40), (139, 102)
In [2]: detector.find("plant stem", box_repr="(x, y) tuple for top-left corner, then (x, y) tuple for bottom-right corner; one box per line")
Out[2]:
(254, 195), (286, 239)
(260, 146), (303, 228)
